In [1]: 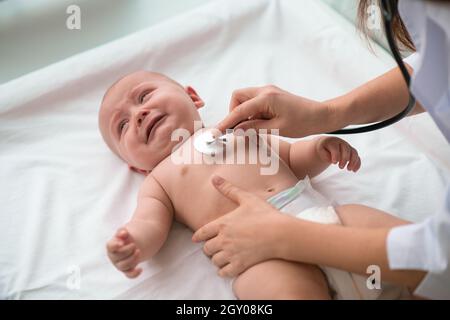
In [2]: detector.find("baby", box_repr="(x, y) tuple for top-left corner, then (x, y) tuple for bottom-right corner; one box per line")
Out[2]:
(99, 71), (383, 300)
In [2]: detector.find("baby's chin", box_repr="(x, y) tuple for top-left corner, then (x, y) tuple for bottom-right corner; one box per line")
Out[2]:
(128, 119), (203, 171)
(129, 143), (177, 171)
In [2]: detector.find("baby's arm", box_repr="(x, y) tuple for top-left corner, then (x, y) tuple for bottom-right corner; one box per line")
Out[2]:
(271, 136), (361, 180)
(106, 174), (174, 278)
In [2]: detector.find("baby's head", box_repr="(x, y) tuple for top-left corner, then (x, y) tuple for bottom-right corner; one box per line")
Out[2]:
(99, 71), (204, 174)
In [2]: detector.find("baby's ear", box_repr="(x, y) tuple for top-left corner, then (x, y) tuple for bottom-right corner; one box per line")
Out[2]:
(128, 165), (150, 176)
(185, 86), (204, 109)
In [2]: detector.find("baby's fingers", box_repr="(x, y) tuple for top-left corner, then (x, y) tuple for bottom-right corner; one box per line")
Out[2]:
(125, 267), (142, 279)
(116, 249), (141, 272)
(116, 228), (130, 242)
(326, 143), (340, 164)
(106, 238), (124, 253)
(110, 243), (137, 263)
(348, 149), (361, 172)
(338, 143), (351, 169)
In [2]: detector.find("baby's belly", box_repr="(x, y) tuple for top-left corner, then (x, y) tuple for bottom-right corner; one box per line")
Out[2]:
(163, 161), (300, 231)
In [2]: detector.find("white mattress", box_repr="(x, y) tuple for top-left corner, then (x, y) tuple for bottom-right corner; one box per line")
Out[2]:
(0, 0), (449, 299)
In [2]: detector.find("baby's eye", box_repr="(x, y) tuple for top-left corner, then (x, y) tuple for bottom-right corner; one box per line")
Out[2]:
(118, 119), (129, 134)
(139, 93), (147, 104)
(139, 89), (154, 104)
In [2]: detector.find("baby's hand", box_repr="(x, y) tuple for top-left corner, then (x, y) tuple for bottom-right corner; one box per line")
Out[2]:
(106, 228), (142, 278)
(316, 137), (361, 172)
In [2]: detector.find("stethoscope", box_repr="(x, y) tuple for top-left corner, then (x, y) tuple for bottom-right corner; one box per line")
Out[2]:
(196, 0), (418, 154)
(329, 0), (416, 134)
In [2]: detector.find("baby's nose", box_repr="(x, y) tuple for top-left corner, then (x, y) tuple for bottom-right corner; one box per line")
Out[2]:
(136, 111), (149, 126)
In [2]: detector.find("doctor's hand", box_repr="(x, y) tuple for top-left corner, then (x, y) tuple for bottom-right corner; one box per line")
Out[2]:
(216, 85), (332, 138)
(192, 176), (290, 277)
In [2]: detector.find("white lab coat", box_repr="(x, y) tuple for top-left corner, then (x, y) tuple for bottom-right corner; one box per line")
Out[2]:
(387, 0), (450, 299)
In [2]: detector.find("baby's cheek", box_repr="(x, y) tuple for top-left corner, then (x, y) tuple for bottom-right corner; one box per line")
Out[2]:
(118, 141), (141, 168)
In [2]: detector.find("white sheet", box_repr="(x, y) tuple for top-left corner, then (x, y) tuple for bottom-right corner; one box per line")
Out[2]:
(1, 0), (449, 299)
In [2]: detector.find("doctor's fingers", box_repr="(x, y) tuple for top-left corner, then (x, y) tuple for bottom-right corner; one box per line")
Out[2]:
(233, 118), (280, 133)
(211, 251), (231, 268)
(203, 235), (229, 257)
(211, 175), (259, 206)
(192, 218), (221, 243)
(203, 236), (224, 257)
(229, 85), (286, 111)
(193, 178), (256, 242)
(228, 87), (268, 111)
(218, 262), (243, 278)
(217, 95), (273, 132)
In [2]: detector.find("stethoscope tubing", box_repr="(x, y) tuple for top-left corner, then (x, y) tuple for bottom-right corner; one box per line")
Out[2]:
(328, 0), (416, 135)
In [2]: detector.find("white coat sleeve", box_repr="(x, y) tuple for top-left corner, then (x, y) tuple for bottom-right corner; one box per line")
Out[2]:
(387, 184), (450, 299)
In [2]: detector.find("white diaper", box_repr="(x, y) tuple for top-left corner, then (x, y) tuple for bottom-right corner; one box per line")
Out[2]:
(267, 177), (409, 300)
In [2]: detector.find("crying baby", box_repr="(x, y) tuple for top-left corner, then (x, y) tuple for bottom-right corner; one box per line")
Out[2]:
(99, 70), (377, 300)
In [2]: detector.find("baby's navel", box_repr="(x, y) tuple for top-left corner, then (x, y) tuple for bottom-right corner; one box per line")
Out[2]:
(266, 187), (275, 193)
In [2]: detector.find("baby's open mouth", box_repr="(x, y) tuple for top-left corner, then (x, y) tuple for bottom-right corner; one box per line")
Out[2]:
(146, 114), (167, 143)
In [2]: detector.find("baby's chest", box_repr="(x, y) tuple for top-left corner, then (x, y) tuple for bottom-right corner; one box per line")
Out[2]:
(157, 162), (289, 227)
(161, 159), (274, 195)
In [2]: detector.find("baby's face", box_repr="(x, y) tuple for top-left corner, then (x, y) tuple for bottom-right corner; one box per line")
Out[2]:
(99, 71), (204, 173)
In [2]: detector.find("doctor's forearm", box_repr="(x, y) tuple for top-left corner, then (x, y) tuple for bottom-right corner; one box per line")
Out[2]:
(323, 66), (424, 130)
(275, 217), (426, 290)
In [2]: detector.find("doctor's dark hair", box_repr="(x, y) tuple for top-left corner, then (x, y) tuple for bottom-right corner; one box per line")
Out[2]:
(358, 0), (415, 52)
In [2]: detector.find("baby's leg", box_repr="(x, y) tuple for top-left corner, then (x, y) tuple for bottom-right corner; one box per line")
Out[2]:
(334, 204), (411, 228)
(233, 259), (331, 300)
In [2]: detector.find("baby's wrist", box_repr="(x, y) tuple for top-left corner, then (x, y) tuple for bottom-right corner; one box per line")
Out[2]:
(313, 137), (330, 163)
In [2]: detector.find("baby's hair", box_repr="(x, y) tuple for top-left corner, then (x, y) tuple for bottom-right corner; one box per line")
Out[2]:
(102, 71), (181, 104)
(101, 74), (129, 105)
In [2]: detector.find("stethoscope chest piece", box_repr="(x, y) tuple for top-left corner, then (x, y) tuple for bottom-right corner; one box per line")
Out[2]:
(194, 130), (230, 156)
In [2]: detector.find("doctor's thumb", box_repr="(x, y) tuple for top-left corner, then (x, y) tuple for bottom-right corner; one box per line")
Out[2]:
(211, 175), (246, 204)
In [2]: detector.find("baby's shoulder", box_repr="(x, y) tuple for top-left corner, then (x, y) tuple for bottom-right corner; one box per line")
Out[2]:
(139, 169), (174, 204)
(146, 155), (187, 191)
